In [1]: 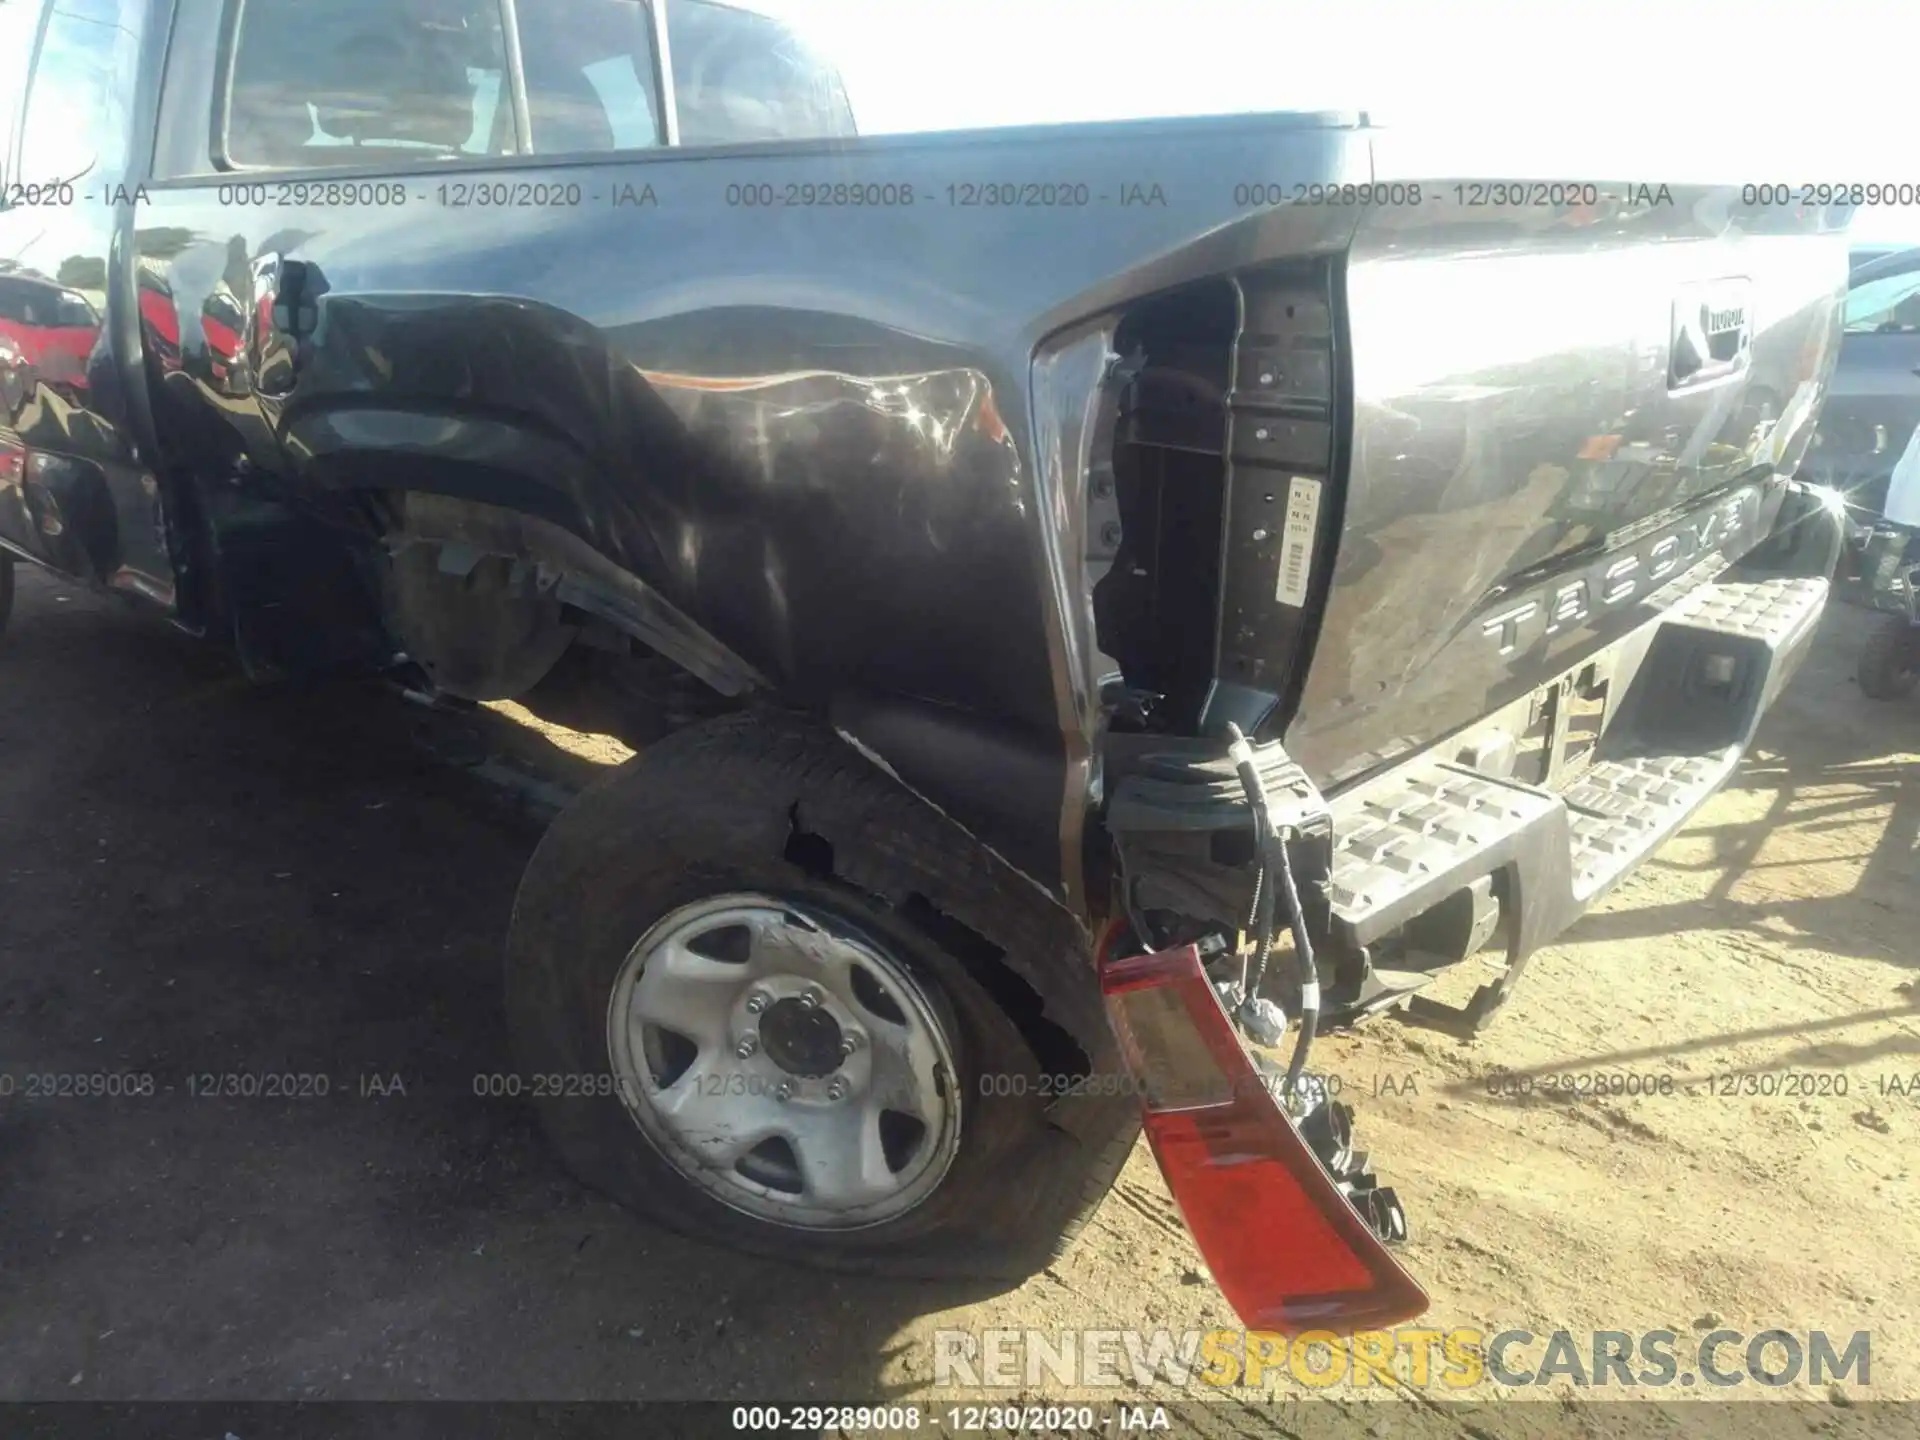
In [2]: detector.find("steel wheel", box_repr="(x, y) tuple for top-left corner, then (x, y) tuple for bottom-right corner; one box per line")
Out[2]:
(508, 711), (1141, 1277)
(606, 893), (962, 1230)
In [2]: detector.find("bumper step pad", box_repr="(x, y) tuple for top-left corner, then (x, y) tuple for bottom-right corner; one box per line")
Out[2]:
(1322, 574), (1826, 1031)
(1329, 765), (1563, 944)
(1564, 750), (1738, 901)
(1664, 574), (1829, 646)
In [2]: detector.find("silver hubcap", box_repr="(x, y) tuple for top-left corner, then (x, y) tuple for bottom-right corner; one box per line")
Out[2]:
(606, 894), (962, 1229)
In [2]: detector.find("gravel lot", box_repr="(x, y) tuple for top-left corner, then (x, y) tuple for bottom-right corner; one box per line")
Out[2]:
(2, 563), (1916, 1434)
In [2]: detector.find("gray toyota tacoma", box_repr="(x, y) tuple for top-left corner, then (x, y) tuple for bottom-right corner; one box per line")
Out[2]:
(0, 0), (1849, 1331)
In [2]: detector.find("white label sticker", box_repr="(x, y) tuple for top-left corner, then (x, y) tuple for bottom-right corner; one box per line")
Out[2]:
(1274, 475), (1322, 608)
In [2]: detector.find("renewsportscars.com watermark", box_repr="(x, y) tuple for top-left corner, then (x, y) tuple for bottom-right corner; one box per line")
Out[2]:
(932, 1328), (1871, 1392)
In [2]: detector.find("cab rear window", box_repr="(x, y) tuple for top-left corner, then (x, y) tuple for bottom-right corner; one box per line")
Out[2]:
(224, 0), (512, 168)
(668, 0), (855, 147)
(520, 0), (664, 154)
(207, 0), (852, 171)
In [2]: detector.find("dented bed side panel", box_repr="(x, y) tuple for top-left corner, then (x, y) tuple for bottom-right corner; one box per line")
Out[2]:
(127, 94), (1372, 897)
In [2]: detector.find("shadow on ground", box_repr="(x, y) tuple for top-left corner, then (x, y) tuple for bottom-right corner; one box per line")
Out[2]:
(1425, 598), (1920, 1095)
(0, 568), (993, 1401)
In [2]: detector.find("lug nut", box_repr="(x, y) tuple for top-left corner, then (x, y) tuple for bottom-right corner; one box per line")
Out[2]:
(774, 1080), (794, 1103)
(840, 1033), (862, 1056)
(745, 990), (769, 1014)
(735, 1035), (758, 1059)
(799, 987), (823, 1010)
(826, 1078), (848, 1101)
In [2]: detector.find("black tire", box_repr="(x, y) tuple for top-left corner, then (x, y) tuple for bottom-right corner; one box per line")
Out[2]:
(505, 710), (1139, 1279)
(1858, 614), (1919, 701)
(0, 554), (12, 639)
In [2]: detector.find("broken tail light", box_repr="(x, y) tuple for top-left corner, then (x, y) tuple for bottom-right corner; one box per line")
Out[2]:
(1100, 941), (1429, 1333)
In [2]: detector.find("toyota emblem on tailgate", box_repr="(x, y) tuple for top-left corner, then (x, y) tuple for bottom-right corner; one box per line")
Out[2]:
(1670, 278), (1753, 390)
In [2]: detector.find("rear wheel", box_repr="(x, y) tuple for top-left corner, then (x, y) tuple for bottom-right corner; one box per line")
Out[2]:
(1858, 614), (1919, 700)
(505, 712), (1138, 1278)
(604, 892), (965, 1230)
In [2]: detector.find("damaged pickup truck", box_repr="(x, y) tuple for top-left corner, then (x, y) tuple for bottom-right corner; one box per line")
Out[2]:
(1, 0), (1849, 1332)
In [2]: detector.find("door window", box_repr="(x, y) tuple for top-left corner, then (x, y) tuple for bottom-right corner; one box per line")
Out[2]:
(16, 0), (144, 189)
(224, 0), (513, 169)
(0, 0), (42, 193)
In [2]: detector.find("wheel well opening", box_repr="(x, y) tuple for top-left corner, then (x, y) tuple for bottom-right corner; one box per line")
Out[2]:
(897, 894), (1090, 1083)
(781, 800), (1092, 1083)
(783, 803), (837, 878)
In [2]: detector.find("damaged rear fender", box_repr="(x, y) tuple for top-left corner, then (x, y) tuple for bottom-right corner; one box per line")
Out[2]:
(679, 709), (1119, 1138)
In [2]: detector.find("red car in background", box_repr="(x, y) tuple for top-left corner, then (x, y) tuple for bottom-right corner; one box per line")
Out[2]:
(0, 271), (100, 397)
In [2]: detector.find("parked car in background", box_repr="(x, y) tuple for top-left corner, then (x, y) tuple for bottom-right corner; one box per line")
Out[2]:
(1805, 245), (1920, 577)
(0, 270), (99, 398)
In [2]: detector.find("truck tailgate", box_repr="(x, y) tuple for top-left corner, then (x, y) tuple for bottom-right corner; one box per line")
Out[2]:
(1286, 202), (1848, 787)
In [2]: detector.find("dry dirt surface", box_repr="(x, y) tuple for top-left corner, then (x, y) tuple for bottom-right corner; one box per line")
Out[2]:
(2, 563), (1917, 1437)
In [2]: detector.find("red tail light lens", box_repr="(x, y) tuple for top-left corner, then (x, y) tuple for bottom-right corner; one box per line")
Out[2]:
(1101, 943), (1429, 1333)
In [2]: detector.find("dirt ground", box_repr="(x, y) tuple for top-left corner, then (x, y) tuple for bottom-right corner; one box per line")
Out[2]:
(1, 562), (1916, 1431)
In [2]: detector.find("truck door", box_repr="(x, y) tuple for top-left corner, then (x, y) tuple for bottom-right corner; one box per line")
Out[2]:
(0, 0), (173, 605)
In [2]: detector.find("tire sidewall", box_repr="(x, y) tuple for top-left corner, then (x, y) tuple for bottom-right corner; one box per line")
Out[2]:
(506, 785), (1068, 1272)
